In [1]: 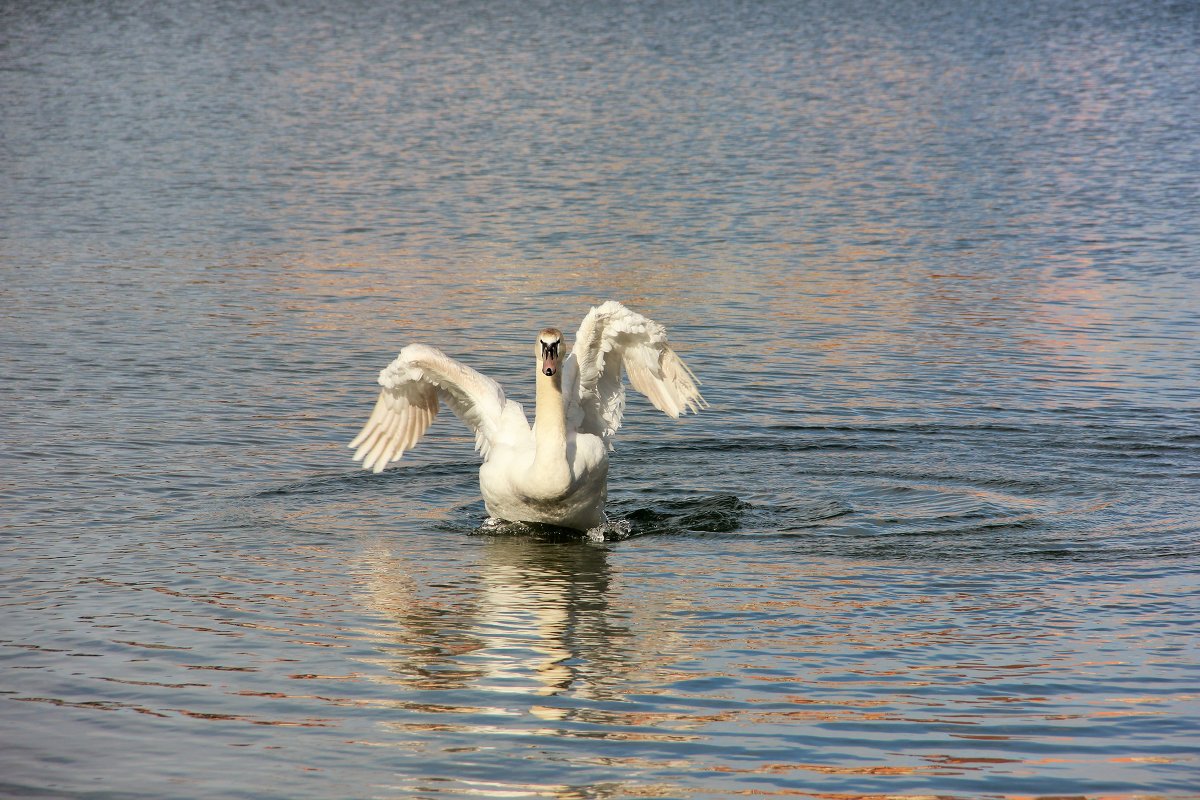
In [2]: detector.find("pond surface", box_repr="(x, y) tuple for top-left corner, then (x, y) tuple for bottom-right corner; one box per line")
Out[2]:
(2, 1), (1198, 797)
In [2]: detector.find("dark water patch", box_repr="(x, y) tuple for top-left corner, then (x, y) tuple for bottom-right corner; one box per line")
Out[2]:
(435, 496), (757, 541)
(801, 465), (1069, 496)
(610, 495), (855, 539)
(256, 461), (477, 499)
(620, 494), (750, 535)
(432, 495), (855, 541)
(801, 523), (1200, 566)
(639, 435), (905, 454)
(631, 422), (1200, 491)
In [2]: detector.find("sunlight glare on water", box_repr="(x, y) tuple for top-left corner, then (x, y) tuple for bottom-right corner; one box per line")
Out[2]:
(1, 0), (1198, 798)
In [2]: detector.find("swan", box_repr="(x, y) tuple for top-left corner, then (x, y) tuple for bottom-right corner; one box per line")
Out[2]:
(348, 300), (706, 531)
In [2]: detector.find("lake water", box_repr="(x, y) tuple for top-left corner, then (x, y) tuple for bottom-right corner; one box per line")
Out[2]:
(2, 1), (1198, 797)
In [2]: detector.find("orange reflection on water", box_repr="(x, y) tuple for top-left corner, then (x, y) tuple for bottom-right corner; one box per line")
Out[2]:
(713, 762), (958, 777)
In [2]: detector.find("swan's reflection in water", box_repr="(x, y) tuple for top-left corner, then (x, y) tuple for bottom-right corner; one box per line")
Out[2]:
(358, 534), (632, 719)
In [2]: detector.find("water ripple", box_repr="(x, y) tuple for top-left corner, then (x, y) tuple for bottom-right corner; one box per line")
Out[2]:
(3, 0), (1198, 797)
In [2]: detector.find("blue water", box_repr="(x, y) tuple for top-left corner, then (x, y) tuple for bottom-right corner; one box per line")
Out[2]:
(2, 1), (1198, 797)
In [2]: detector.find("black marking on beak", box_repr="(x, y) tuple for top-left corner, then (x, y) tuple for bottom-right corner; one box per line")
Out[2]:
(541, 340), (560, 376)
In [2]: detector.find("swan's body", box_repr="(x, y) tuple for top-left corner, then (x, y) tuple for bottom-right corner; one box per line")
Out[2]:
(349, 301), (705, 531)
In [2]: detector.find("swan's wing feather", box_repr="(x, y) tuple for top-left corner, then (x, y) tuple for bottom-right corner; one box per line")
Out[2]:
(349, 344), (508, 472)
(568, 300), (705, 444)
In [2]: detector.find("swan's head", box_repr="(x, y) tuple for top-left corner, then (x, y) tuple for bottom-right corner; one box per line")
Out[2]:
(537, 328), (563, 377)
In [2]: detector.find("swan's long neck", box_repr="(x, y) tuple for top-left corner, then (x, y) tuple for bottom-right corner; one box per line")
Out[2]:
(532, 368), (570, 493)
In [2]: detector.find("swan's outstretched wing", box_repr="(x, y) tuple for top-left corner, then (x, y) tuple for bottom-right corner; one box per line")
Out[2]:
(564, 300), (705, 445)
(349, 344), (508, 473)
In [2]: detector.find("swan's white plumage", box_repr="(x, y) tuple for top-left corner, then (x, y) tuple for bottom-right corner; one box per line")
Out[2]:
(563, 300), (706, 446)
(349, 301), (705, 530)
(349, 343), (510, 473)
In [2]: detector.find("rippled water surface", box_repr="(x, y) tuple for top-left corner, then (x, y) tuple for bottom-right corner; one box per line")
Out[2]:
(3, 1), (1199, 797)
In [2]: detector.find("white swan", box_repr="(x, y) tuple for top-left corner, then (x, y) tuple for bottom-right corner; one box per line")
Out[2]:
(348, 300), (706, 531)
